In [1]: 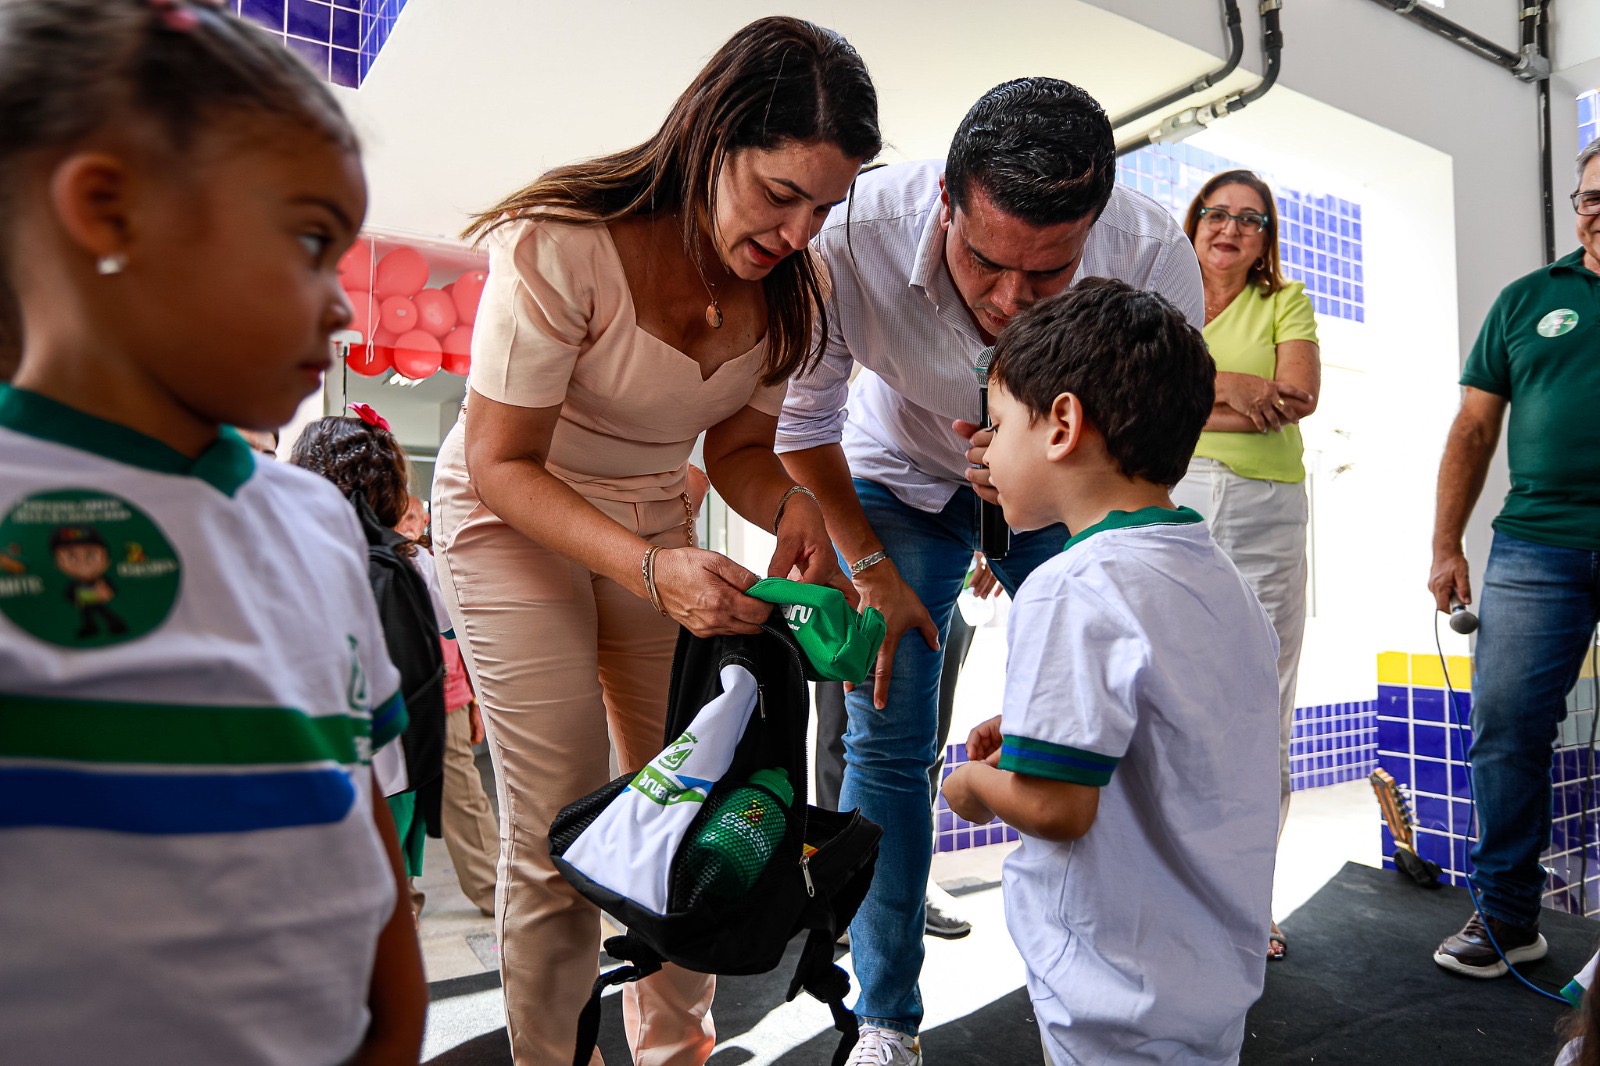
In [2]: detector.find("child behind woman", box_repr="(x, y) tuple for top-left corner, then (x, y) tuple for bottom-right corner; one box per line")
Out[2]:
(942, 279), (1281, 1065)
(291, 412), (451, 920)
(0, 2), (425, 1062)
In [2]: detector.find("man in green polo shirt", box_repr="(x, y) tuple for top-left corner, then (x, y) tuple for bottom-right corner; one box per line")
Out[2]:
(1428, 138), (1600, 978)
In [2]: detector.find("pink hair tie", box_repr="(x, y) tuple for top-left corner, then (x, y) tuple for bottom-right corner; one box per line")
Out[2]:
(347, 403), (392, 433)
(146, 0), (223, 33)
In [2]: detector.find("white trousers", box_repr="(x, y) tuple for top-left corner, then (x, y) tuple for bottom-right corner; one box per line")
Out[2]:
(1171, 456), (1308, 835)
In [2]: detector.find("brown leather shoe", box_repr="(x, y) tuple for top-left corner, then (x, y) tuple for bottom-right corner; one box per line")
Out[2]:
(1433, 911), (1547, 978)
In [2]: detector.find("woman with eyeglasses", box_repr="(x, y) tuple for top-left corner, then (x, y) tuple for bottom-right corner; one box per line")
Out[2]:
(1173, 169), (1321, 963)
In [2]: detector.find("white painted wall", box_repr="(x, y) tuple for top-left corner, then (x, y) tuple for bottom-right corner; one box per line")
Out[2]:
(1082, 0), (1594, 578)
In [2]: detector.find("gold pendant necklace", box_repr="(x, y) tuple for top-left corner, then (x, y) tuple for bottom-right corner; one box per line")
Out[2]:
(693, 253), (722, 330)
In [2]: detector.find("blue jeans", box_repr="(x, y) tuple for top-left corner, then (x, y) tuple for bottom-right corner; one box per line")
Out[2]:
(841, 479), (1065, 1033)
(1469, 530), (1600, 928)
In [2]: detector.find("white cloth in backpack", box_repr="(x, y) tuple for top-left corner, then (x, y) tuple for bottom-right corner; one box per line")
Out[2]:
(562, 663), (758, 915)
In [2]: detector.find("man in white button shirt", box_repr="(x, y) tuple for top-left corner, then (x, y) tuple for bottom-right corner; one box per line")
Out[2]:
(776, 78), (1203, 1065)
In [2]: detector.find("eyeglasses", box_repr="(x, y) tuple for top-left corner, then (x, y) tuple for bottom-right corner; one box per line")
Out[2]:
(1571, 190), (1600, 216)
(1198, 206), (1270, 234)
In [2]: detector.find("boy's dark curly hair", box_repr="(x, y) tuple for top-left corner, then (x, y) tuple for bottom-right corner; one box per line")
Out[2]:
(988, 277), (1215, 487)
(289, 416), (414, 556)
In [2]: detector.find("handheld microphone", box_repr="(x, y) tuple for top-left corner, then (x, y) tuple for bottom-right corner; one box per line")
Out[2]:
(1448, 595), (1480, 635)
(973, 346), (1010, 562)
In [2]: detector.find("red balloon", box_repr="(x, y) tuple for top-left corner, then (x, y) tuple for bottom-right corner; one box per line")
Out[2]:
(453, 269), (488, 325)
(346, 290), (374, 340)
(375, 247), (429, 299)
(372, 326), (400, 348)
(441, 326), (472, 376)
(379, 295), (418, 335)
(338, 241), (375, 290)
(346, 343), (392, 377)
(393, 331), (443, 380)
(413, 288), (458, 338)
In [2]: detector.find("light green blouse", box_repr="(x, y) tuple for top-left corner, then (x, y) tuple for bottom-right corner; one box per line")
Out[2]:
(1194, 279), (1319, 483)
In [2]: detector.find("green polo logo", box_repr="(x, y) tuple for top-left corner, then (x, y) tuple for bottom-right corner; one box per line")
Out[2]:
(0, 489), (181, 648)
(1537, 308), (1579, 337)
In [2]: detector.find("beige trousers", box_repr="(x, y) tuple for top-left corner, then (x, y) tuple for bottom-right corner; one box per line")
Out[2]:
(441, 705), (499, 915)
(1171, 456), (1309, 837)
(434, 469), (714, 1066)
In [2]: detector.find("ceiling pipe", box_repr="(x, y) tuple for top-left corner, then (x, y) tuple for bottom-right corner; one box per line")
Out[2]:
(1364, 0), (1554, 265)
(1530, 0), (1555, 264)
(1115, 0), (1283, 158)
(1110, 0), (1244, 132)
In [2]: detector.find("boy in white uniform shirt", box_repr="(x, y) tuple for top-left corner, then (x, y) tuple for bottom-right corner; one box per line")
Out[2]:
(942, 279), (1280, 1064)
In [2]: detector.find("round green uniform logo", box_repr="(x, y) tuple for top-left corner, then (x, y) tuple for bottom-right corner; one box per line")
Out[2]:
(1537, 308), (1579, 337)
(0, 489), (181, 648)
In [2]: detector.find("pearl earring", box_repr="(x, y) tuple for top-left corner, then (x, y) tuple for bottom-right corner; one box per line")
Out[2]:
(96, 253), (128, 276)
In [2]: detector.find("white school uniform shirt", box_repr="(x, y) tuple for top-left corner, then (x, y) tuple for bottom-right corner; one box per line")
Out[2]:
(999, 507), (1279, 1065)
(0, 387), (405, 1066)
(775, 160), (1204, 513)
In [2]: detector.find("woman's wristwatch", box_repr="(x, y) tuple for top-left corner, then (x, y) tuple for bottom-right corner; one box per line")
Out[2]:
(848, 550), (889, 577)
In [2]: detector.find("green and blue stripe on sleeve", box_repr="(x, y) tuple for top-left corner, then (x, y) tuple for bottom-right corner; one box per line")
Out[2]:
(998, 734), (1120, 787)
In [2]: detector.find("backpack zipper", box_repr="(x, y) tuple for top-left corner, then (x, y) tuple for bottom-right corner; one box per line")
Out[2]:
(799, 852), (815, 898)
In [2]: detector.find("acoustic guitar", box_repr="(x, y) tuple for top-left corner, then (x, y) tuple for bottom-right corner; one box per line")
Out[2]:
(1369, 767), (1443, 888)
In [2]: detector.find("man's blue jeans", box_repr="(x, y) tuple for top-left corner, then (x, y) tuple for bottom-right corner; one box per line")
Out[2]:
(1469, 530), (1600, 929)
(841, 479), (1065, 1034)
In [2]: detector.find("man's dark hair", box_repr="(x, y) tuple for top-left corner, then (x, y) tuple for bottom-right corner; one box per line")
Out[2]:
(988, 278), (1215, 486)
(945, 77), (1116, 226)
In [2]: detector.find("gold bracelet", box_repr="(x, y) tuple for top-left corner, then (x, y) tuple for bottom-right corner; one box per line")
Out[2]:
(642, 545), (668, 616)
(772, 484), (819, 533)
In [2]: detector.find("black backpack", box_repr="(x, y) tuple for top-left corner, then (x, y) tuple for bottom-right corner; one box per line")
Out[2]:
(352, 492), (446, 831)
(549, 614), (882, 1066)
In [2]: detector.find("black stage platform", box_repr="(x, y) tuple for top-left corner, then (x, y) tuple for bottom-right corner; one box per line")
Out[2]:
(426, 862), (1598, 1065)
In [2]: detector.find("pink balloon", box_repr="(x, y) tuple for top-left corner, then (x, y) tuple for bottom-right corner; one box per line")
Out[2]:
(338, 241), (375, 290)
(413, 288), (458, 338)
(453, 269), (488, 325)
(379, 295), (418, 335)
(372, 326), (400, 348)
(345, 290), (374, 340)
(393, 331), (443, 380)
(346, 343), (392, 378)
(375, 247), (429, 299)
(441, 326), (472, 376)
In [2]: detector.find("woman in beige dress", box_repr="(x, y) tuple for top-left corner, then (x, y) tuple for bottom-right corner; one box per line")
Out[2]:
(431, 18), (880, 1066)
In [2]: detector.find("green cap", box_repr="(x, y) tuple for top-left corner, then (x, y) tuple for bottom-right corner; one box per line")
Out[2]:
(745, 577), (887, 684)
(747, 767), (793, 807)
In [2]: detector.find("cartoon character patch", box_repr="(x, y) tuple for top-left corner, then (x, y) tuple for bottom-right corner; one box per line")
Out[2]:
(0, 489), (181, 648)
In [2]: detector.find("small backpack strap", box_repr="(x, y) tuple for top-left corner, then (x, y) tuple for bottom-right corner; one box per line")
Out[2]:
(570, 935), (663, 1066)
(787, 926), (860, 1066)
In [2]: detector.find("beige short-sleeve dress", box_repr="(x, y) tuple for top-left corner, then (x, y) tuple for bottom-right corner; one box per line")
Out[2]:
(432, 217), (788, 1066)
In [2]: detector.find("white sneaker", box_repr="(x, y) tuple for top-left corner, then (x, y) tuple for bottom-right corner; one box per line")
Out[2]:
(847, 1024), (922, 1065)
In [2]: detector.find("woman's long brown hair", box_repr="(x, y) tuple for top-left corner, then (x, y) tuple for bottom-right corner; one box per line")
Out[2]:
(463, 16), (880, 386)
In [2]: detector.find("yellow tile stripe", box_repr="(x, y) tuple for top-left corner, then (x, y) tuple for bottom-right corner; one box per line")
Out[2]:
(1376, 652), (1471, 689)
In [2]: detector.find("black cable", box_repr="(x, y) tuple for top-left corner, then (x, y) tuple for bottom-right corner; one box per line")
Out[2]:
(1435, 611), (1567, 1004)
(1579, 636), (1599, 917)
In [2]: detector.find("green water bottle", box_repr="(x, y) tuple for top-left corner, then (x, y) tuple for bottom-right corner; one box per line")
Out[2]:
(682, 768), (794, 902)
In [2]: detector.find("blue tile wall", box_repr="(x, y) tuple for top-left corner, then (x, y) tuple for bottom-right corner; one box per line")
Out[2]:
(1377, 668), (1600, 917)
(1581, 90), (1599, 154)
(1117, 142), (1366, 323)
(1288, 699), (1377, 791)
(934, 742), (1022, 855)
(232, 0), (403, 88)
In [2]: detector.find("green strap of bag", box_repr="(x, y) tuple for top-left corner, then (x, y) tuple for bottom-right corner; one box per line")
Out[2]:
(744, 578), (886, 685)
